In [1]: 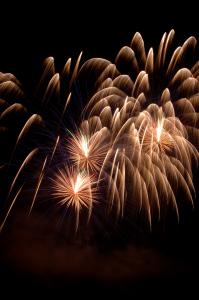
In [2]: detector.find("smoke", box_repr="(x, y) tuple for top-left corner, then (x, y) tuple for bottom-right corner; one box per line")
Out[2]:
(0, 210), (197, 296)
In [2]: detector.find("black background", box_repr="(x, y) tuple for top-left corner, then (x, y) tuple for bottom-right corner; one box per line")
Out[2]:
(0, 1), (199, 297)
(1, 2), (198, 86)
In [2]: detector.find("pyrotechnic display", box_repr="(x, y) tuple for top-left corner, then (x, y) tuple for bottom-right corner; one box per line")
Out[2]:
(0, 30), (198, 234)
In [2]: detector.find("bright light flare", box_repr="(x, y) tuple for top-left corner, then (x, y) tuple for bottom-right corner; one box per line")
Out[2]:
(73, 173), (85, 193)
(156, 117), (164, 143)
(80, 135), (89, 158)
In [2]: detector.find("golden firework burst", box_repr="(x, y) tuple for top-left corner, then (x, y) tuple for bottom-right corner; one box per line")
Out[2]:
(51, 166), (97, 231)
(80, 29), (199, 227)
(67, 120), (110, 173)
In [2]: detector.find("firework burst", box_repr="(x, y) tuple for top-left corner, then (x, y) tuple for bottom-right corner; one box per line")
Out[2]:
(67, 119), (110, 173)
(0, 54), (83, 231)
(0, 30), (199, 235)
(50, 166), (97, 231)
(80, 29), (199, 226)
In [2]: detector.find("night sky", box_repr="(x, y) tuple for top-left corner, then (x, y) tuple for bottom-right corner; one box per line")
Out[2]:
(0, 1), (199, 297)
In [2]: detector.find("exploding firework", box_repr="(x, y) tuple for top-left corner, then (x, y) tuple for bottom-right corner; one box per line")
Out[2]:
(67, 118), (110, 173)
(50, 166), (97, 231)
(79, 29), (199, 227)
(0, 30), (199, 234)
(0, 54), (83, 231)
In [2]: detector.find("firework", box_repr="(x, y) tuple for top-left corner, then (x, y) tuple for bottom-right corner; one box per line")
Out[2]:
(80, 29), (199, 226)
(67, 118), (110, 173)
(0, 54), (83, 231)
(0, 30), (198, 234)
(50, 166), (97, 231)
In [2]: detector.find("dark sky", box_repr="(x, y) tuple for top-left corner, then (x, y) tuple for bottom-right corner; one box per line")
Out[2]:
(0, 1), (199, 296)
(1, 1), (198, 80)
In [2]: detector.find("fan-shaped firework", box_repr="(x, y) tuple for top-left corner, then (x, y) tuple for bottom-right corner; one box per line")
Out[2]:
(79, 29), (199, 227)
